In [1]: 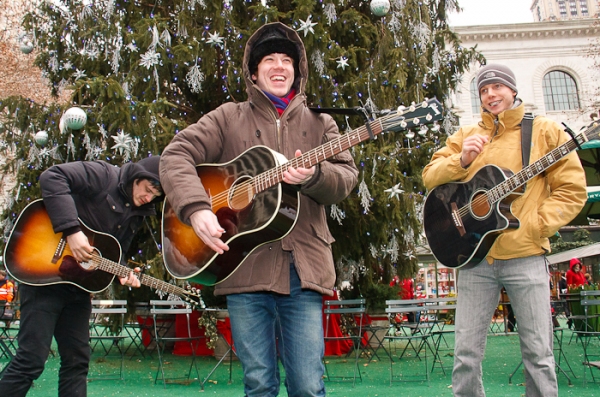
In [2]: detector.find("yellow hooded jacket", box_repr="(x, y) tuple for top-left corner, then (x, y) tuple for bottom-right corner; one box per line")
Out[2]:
(422, 103), (587, 262)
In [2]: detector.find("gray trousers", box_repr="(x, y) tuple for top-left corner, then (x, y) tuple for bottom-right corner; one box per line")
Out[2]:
(452, 256), (557, 397)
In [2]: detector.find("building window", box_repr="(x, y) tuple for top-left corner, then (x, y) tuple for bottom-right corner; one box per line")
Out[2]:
(569, 0), (578, 15)
(580, 0), (588, 15)
(558, 0), (567, 16)
(470, 78), (480, 115)
(542, 70), (580, 111)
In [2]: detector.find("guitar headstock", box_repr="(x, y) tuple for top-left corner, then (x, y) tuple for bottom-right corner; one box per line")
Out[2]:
(582, 120), (600, 143)
(181, 284), (203, 308)
(381, 98), (444, 134)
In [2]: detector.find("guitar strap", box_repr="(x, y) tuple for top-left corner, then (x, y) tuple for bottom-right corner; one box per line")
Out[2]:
(520, 112), (534, 193)
(521, 112), (534, 169)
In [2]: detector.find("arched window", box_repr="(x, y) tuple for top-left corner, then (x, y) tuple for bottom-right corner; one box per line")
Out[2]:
(470, 77), (480, 115)
(542, 70), (580, 111)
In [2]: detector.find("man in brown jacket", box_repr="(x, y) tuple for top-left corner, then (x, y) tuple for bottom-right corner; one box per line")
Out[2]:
(159, 22), (358, 396)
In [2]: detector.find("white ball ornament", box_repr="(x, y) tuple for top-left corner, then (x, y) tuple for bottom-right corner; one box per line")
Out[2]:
(18, 34), (34, 54)
(63, 107), (87, 130)
(20, 41), (34, 54)
(370, 0), (391, 17)
(35, 130), (48, 146)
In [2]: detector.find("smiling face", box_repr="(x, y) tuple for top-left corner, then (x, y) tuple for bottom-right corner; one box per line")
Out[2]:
(131, 178), (162, 207)
(251, 53), (295, 98)
(479, 83), (517, 115)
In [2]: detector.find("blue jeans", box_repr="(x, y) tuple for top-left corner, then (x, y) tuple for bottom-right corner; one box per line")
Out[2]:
(227, 263), (326, 397)
(452, 256), (557, 397)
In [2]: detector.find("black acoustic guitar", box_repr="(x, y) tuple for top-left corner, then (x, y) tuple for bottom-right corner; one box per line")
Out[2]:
(162, 98), (444, 285)
(4, 200), (201, 306)
(423, 121), (599, 269)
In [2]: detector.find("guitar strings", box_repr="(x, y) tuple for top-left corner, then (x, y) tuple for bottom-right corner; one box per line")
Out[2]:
(86, 253), (193, 298)
(202, 102), (431, 211)
(453, 128), (592, 219)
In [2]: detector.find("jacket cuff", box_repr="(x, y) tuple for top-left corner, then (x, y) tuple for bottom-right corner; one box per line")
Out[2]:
(181, 202), (212, 225)
(61, 225), (82, 237)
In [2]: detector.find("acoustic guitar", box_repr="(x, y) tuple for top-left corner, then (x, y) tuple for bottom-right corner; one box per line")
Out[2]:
(162, 98), (444, 285)
(4, 200), (201, 306)
(423, 121), (599, 269)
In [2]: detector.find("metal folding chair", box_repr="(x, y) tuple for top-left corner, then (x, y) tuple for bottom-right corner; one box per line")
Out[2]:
(199, 308), (237, 390)
(422, 298), (456, 375)
(150, 300), (203, 388)
(384, 299), (430, 385)
(573, 290), (600, 385)
(0, 300), (17, 377)
(88, 299), (128, 380)
(323, 298), (366, 387)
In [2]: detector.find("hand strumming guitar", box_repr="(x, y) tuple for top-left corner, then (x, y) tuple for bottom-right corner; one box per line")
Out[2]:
(190, 210), (230, 255)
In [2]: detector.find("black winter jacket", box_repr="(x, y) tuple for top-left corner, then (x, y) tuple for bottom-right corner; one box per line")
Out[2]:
(39, 157), (161, 255)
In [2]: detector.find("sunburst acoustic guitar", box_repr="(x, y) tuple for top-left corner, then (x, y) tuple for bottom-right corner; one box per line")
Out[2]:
(4, 199), (200, 306)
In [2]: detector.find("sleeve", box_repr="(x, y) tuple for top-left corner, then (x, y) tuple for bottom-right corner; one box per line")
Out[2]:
(537, 121), (587, 238)
(421, 128), (471, 190)
(159, 106), (227, 224)
(299, 115), (359, 205)
(39, 161), (112, 233)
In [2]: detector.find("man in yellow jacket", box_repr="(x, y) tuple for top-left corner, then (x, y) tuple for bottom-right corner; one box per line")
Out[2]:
(422, 64), (586, 397)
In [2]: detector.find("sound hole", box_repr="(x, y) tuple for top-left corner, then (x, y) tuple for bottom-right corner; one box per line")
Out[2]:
(470, 191), (491, 219)
(229, 176), (255, 211)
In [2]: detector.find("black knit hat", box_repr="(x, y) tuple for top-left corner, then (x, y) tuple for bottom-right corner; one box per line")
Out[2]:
(476, 64), (518, 96)
(248, 26), (300, 77)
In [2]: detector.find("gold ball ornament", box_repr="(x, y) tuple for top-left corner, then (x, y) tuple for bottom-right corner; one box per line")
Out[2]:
(63, 107), (87, 130)
(370, 0), (391, 17)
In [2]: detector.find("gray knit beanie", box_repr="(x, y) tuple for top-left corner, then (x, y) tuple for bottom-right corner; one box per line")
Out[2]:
(476, 64), (518, 96)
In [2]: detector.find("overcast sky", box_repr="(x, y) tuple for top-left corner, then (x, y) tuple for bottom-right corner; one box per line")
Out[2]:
(448, 0), (534, 26)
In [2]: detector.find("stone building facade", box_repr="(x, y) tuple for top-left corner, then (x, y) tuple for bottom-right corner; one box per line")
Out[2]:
(451, 18), (599, 132)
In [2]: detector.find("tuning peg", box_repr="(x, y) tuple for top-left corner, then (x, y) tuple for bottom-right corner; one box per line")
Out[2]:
(418, 125), (428, 136)
(431, 121), (440, 131)
(406, 130), (415, 139)
(397, 105), (406, 116)
(412, 117), (420, 125)
(421, 99), (429, 108)
(409, 102), (416, 112)
(426, 113), (433, 122)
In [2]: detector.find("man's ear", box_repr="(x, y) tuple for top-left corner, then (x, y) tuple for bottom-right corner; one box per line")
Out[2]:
(251, 74), (257, 82)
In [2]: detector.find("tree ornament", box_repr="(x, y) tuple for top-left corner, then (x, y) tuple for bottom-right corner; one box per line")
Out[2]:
(297, 16), (317, 37)
(34, 130), (48, 146)
(62, 107), (87, 130)
(20, 40), (34, 54)
(370, 0), (391, 17)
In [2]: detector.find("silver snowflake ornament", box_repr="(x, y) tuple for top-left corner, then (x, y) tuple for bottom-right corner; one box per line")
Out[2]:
(206, 31), (224, 47)
(297, 16), (317, 37)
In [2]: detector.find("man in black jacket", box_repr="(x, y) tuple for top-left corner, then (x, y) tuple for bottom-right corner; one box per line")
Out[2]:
(0, 156), (163, 397)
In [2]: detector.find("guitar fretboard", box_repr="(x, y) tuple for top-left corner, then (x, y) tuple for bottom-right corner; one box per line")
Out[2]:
(253, 99), (442, 194)
(91, 254), (197, 304)
(486, 122), (599, 205)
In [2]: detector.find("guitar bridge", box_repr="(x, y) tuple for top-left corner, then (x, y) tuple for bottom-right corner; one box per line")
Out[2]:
(53, 238), (67, 264)
(451, 202), (466, 237)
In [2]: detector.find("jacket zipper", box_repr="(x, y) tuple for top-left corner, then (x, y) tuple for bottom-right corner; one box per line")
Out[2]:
(490, 119), (499, 143)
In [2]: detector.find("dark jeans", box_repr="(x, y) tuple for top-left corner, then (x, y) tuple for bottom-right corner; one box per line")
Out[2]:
(0, 284), (92, 397)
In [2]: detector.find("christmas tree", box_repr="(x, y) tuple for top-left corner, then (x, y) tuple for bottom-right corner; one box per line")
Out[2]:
(0, 0), (482, 308)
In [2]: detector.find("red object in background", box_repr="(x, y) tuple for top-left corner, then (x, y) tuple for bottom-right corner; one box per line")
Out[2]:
(137, 311), (234, 356)
(173, 310), (213, 356)
(322, 292), (370, 356)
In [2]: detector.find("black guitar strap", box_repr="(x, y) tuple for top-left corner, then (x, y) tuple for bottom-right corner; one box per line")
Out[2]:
(521, 112), (534, 169)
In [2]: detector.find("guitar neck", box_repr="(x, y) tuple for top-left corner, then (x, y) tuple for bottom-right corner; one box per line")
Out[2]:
(92, 254), (192, 298)
(489, 122), (599, 203)
(253, 121), (382, 193)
